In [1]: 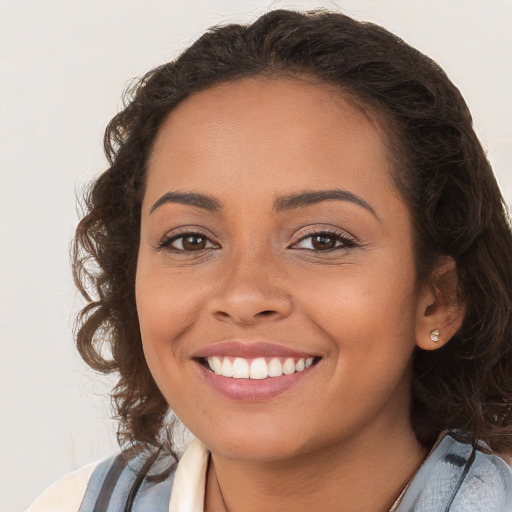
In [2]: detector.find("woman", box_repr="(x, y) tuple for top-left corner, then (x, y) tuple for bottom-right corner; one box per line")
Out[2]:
(28, 9), (512, 512)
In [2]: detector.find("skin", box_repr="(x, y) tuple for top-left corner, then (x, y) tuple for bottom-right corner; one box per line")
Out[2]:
(136, 77), (459, 512)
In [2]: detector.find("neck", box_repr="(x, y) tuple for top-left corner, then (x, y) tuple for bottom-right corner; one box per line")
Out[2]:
(205, 420), (428, 512)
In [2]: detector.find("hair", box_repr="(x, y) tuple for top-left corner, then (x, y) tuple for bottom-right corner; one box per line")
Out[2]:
(73, 9), (512, 454)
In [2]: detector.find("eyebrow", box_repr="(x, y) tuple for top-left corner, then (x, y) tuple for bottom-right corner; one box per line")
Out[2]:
(150, 191), (223, 214)
(273, 189), (378, 219)
(150, 189), (378, 219)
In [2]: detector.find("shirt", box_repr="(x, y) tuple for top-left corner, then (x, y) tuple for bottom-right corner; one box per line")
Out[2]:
(27, 434), (512, 512)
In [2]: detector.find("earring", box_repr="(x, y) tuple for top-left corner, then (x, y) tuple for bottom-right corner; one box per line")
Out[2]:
(430, 329), (440, 342)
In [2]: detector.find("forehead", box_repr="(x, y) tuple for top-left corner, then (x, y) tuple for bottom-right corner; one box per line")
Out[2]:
(144, 77), (395, 208)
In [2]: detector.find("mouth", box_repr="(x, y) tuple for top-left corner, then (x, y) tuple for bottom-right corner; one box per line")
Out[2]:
(192, 340), (322, 400)
(196, 355), (321, 379)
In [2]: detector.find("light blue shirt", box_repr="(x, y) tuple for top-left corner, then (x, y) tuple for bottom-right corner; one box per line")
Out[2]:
(70, 433), (512, 511)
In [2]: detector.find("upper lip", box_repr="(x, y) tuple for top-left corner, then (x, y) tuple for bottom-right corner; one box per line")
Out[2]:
(192, 340), (319, 359)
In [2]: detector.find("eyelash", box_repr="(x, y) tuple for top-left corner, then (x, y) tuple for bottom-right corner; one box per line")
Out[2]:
(157, 230), (217, 253)
(157, 228), (357, 254)
(292, 229), (357, 251)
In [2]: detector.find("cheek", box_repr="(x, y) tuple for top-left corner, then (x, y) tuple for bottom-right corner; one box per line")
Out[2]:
(135, 262), (199, 370)
(298, 262), (418, 376)
(301, 263), (416, 330)
(136, 247), (210, 325)
(298, 271), (417, 422)
(135, 276), (196, 417)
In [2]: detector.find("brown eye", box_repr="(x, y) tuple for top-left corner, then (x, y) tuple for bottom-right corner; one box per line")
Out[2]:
(292, 230), (357, 251)
(181, 235), (207, 251)
(311, 234), (337, 250)
(159, 232), (218, 252)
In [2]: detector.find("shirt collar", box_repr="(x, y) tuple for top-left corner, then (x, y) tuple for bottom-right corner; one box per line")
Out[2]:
(169, 438), (209, 512)
(167, 433), (452, 512)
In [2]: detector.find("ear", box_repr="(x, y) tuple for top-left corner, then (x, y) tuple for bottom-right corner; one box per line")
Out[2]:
(415, 256), (465, 351)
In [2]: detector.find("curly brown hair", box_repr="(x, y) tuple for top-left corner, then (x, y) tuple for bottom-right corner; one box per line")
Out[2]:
(73, 9), (512, 454)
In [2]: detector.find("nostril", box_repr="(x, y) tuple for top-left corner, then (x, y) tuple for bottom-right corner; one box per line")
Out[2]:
(257, 310), (276, 317)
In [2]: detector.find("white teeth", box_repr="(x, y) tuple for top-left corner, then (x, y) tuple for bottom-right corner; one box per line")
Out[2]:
(282, 358), (296, 375)
(250, 358), (268, 379)
(208, 356), (222, 375)
(268, 357), (283, 377)
(232, 357), (250, 378)
(206, 356), (316, 379)
(221, 357), (233, 377)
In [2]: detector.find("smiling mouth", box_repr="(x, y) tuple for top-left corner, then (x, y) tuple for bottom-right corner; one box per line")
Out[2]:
(198, 356), (321, 379)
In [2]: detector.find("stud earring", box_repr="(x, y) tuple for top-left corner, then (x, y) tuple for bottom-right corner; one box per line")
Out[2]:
(430, 329), (440, 342)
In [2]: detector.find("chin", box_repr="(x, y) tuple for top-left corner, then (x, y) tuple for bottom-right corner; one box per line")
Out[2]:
(189, 420), (312, 462)
(209, 438), (308, 463)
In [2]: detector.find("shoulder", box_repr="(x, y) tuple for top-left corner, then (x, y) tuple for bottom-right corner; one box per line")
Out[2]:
(399, 433), (512, 512)
(457, 446), (512, 510)
(27, 450), (177, 512)
(26, 461), (99, 512)
(80, 450), (177, 511)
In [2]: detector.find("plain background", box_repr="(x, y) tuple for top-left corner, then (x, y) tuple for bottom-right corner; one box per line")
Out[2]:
(1, 1), (510, 510)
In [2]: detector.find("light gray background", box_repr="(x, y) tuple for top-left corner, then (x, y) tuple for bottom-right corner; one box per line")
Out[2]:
(1, 1), (511, 510)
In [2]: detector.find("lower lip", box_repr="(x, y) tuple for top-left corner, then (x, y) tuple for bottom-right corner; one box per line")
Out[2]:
(195, 361), (315, 402)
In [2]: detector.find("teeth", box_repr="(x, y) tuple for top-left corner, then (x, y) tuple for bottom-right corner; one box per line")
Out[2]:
(268, 357), (283, 377)
(221, 357), (233, 377)
(232, 357), (250, 378)
(282, 358), (296, 375)
(206, 356), (316, 379)
(250, 358), (269, 379)
(210, 356), (222, 375)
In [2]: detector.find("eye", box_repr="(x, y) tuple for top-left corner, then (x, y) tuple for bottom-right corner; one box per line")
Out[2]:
(158, 232), (219, 252)
(292, 230), (357, 251)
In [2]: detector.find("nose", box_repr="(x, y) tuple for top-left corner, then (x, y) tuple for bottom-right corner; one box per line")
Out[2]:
(208, 252), (293, 326)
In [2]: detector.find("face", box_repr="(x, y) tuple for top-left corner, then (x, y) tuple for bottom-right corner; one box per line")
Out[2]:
(136, 77), (424, 462)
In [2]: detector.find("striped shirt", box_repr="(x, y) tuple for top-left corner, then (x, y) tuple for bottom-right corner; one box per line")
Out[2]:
(27, 434), (512, 512)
